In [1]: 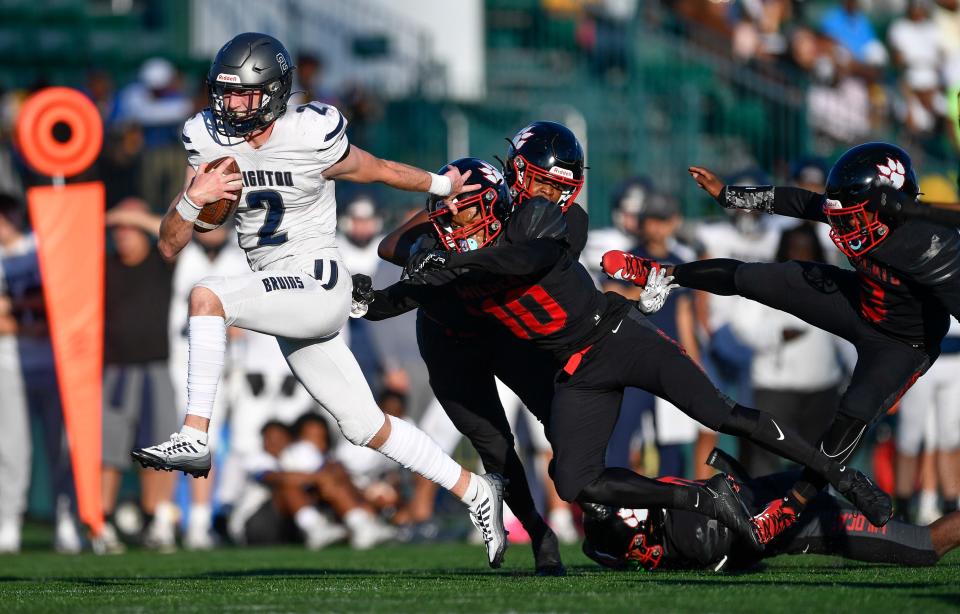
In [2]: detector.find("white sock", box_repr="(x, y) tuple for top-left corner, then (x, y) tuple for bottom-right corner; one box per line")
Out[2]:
(460, 474), (484, 509)
(376, 416), (461, 492)
(185, 316), (226, 420)
(295, 506), (322, 532)
(179, 425), (209, 447)
(343, 508), (372, 532)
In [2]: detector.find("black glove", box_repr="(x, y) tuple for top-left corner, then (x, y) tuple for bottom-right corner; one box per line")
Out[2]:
(352, 273), (374, 304)
(404, 248), (449, 279)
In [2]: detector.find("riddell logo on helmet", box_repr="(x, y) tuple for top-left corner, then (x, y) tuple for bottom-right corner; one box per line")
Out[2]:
(549, 166), (574, 179)
(216, 73), (241, 83)
(876, 158), (905, 190)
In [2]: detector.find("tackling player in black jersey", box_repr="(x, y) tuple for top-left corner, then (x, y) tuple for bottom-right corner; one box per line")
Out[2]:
(581, 449), (960, 572)
(370, 122), (589, 575)
(357, 156), (891, 550)
(604, 142), (960, 545)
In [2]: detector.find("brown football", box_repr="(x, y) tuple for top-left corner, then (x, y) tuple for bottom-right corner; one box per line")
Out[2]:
(193, 156), (242, 233)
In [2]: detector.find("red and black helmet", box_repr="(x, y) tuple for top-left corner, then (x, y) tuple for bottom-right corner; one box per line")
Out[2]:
(504, 121), (584, 212)
(426, 158), (511, 253)
(823, 142), (919, 258)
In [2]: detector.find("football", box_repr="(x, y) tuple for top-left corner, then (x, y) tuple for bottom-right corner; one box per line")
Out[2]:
(193, 156), (242, 233)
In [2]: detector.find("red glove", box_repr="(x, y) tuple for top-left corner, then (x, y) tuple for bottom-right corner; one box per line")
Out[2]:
(601, 250), (661, 287)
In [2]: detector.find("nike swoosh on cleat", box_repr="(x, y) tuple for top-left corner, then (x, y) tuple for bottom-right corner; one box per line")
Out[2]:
(771, 419), (785, 441)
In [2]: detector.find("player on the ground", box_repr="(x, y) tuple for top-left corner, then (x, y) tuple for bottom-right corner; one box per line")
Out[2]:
(581, 449), (960, 571)
(129, 32), (508, 567)
(372, 123), (588, 574)
(354, 163), (890, 549)
(603, 142), (960, 545)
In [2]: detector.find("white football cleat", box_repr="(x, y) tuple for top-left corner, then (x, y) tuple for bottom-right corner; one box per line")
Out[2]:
(469, 473), (508, 569)
(132, 431), (211, 478)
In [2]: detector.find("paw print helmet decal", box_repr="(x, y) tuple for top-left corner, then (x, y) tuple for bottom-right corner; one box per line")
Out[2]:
(823, 142), (918, 258)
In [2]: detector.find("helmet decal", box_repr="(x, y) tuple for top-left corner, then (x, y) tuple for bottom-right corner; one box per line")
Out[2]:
(876, 158), (905, 190)
(511, 128), (536, 150)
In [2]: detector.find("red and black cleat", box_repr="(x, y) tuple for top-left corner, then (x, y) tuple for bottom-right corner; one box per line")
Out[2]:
(601, 250), (661, 287)
(751, 497), (798, 545)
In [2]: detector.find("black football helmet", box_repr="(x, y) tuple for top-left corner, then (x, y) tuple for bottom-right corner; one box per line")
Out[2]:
(581, 503), (664, 571)
(504, 121), (584, 212)
(427, 158), (511, 253)
(823, 142), (919, 258)
(207, 33), (295, 137)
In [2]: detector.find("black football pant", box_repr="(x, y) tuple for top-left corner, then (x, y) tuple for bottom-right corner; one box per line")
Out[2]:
(417, 313), (557, 528)
(550, 308), (737, 503)
(675, 259), (936, 497)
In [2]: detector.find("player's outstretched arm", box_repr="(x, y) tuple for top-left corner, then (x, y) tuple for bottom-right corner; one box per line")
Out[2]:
(378, 210), (432, 265)
(688, 166), (825, 222)
(323, 145), (478, 197)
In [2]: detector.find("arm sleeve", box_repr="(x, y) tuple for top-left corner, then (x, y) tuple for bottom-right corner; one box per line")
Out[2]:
(771, 187), (828, 223)
(443, 238), (565, 277)
(363, 282), (432, 321)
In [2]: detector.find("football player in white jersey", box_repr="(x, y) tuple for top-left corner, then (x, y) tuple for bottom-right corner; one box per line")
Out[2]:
(131, 33), (507, 567)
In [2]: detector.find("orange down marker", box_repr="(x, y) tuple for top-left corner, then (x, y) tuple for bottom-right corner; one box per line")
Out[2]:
(15, 87), (105, 536)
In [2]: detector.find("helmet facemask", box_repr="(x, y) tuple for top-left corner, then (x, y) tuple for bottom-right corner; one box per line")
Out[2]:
(429, 187), (505, 253)
(509, 154), (583, 212)
(208, 77), (290, 138)
(823, 197), (890, 258)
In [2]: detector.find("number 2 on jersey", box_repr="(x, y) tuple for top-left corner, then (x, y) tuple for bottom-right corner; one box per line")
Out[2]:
(481, 285), (567, 339)
(246, 190), (288, 246)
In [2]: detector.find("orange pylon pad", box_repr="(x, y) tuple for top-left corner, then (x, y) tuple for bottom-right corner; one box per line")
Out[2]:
(27, 182), (104, 535)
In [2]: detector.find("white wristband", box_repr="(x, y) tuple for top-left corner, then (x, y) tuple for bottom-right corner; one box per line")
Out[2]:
(176, 192), (202, 223)
(428, 172), (452, 197)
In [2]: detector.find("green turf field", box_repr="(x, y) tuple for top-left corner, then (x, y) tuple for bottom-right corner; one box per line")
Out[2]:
(1, 542), (958, 613)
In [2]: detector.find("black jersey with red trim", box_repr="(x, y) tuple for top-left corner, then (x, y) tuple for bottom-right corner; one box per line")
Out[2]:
(773, 187), (956, 348)
(365, 200), (630, 360)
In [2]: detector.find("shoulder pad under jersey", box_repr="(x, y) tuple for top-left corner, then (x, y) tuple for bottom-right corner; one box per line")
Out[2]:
(507, 196), (568, 243)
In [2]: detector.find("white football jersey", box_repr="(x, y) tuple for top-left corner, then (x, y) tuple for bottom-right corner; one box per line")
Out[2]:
(181, 102), (349, 271)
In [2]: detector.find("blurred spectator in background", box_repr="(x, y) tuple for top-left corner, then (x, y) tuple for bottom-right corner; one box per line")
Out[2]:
(792, 27), (875, 144)
(167, 224), (248, 550)
(582, 177), (650, 283)
(291, 53), (337, 106)
(116, 58), (193, 210)
(730, 0), (792, 64)
(96, 122), (146, 209)
(888, 0), (948, 138)
(100, 198), (178, 553)
(728, 224), (851, 476)
(0, 193), (79, 554)
(820, 0), (889, 68)
(85, 69), (120, 128)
